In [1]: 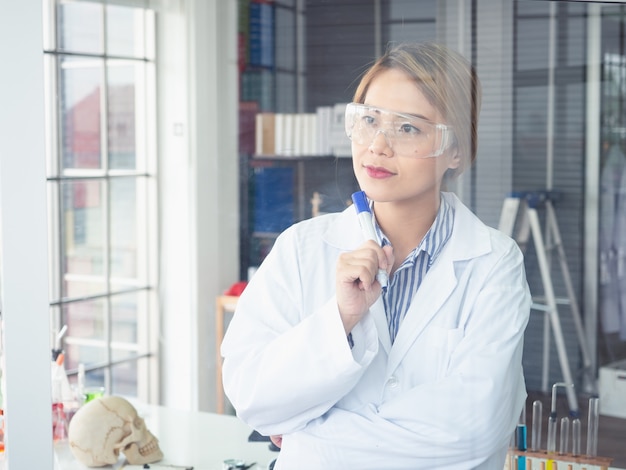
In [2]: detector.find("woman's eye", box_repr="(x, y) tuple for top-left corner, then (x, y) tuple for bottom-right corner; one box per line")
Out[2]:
(399, 123), (420, 135)
(362, 115), (377, 126)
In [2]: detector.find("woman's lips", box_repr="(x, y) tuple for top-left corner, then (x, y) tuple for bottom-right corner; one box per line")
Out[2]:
(365, 165), (395, 179)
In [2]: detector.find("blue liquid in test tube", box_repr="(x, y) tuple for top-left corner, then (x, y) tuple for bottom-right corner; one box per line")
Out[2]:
(516, 424), (527, 470)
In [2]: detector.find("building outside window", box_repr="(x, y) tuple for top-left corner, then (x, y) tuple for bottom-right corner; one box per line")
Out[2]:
(43, 0), (159, 402)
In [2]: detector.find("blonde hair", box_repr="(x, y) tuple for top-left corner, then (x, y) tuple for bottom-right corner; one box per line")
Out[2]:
(353, 42), (482, 178)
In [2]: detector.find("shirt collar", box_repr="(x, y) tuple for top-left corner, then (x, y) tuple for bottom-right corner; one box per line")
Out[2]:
(373, 195), (454, 264)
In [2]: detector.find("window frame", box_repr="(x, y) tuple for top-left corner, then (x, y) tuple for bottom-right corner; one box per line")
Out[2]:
(42, 0), (159, 402)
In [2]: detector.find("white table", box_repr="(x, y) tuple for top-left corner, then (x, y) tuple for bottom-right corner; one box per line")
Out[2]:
(53, 403), (277, 470)
(10, 401), (626, 470)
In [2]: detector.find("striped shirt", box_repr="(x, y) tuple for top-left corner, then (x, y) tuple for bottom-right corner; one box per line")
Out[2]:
(375, 196), (454, 343)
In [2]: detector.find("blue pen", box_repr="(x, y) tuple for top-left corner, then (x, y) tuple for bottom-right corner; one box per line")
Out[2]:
(351, 191), (389, 289)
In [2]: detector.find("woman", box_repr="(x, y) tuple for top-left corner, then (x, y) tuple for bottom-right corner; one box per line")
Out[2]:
(221, 42), (530, 469)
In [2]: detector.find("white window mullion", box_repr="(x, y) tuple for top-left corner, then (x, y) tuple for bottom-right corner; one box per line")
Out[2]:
(44, 51), (63, 336)
(100, 2), (114, 394)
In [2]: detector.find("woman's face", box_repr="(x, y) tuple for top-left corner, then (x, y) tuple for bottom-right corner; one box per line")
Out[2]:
(352, 68), (460, 206)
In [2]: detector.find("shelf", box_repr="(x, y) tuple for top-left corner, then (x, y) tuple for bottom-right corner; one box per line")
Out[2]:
(251, 231), (280, 238)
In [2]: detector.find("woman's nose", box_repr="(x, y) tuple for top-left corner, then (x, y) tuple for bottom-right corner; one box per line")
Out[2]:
(368, 130), (394, 156)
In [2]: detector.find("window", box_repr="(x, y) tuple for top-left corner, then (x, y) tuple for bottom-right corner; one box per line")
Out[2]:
(43, 0), (158, 401)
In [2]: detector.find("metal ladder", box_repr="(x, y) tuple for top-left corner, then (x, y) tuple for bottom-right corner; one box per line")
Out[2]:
(499, 191), (594, 417)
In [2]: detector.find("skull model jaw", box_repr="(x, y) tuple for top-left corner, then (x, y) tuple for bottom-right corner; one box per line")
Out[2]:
(68, 395), (164, 467)
(117, 420), (164, 465)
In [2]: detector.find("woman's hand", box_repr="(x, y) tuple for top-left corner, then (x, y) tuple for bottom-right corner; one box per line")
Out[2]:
(336, 241), (393, 333)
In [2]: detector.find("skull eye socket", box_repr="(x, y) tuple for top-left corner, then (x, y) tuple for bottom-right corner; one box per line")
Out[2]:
(134, 417), (144, 428)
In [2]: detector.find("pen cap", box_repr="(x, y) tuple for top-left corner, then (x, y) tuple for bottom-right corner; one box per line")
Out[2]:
(351, 191), (370, 213)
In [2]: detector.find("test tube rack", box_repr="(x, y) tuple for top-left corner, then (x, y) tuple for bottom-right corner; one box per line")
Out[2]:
(505, 449), (613, 470)
(504, 392), (611, 470)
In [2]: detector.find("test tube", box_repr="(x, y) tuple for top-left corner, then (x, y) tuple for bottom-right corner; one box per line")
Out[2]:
(531, 400), (543, 452)
(517, 424), (527, 451)
(547, 415), (557, 453)
(516, 423), (527, 470)
(559, 416), (570, 455)
(516, 422), (528, 470)
(586, 397), (599, 457)
(572, 417), (582, 456)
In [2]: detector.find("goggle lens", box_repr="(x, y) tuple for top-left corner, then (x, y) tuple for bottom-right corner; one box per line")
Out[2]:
(344, 102), (453, 158)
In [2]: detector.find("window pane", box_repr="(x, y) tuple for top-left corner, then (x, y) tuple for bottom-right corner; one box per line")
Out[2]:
(65, 367), (105, 395)
(604, 53), (626, 134)
(58, 2), (103, 54)
(517, 1), (550, 16)
(388, 22), (436, 44)
(107, 5), (146, 58)
(566, 16), (586, 67)
(514, 85), (549, 176)
(110, 178), (146, 282)
(65, 299), (106, 342)
(111, 291), (140, 345)
(63, 299), (107, 373)
(111, 356), (138, 397)
(83, 370), (106, 391)
(388, 0), (436, 20)
(60, 56), (104, 170)
(516, 18), (550, 71)
(65, 343), (108, 375)
(108, 61), (142, 170)
(61, 180), (106, 298)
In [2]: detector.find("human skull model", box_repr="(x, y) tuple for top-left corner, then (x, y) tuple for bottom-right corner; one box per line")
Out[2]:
(68, 395), (164, 467)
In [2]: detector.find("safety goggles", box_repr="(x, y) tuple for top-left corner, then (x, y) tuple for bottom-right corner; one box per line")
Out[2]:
(344, 102), (454, 158)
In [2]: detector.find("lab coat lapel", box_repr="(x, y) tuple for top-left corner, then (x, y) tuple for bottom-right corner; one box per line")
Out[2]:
(384, 192), (492, 374)
(386, 255), (457, 373)
(370, 296), (392, 354)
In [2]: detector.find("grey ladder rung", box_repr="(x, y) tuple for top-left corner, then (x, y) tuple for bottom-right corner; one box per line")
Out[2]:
(532, 296), (572, 306)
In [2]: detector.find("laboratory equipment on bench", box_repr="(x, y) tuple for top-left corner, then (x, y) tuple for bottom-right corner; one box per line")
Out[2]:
(505, 391), (613, 470)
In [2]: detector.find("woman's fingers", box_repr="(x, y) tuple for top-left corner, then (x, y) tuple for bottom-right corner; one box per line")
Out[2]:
(337, 241), (385, 289)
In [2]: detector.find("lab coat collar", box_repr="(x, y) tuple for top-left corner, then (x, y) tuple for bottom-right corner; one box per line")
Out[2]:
(322, 192), (491, 260)
(322, 192), (493, 362)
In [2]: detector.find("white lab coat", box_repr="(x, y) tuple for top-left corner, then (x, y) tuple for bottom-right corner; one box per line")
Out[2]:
(222, 192), (531, 470)
(599, 145), (626, 340)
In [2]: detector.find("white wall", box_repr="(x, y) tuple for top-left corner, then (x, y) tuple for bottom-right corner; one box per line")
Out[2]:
(157, 0), (192, 409)
(188, 0), (239, 412)
(0, 0), (55, 467)
(158, 0), (239, 412)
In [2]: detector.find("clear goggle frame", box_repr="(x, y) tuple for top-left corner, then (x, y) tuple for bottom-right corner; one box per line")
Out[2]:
(344, 102), (454, 158)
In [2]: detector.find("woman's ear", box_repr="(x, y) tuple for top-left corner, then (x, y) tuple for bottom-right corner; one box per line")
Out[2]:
(446, 148), (462, 170)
